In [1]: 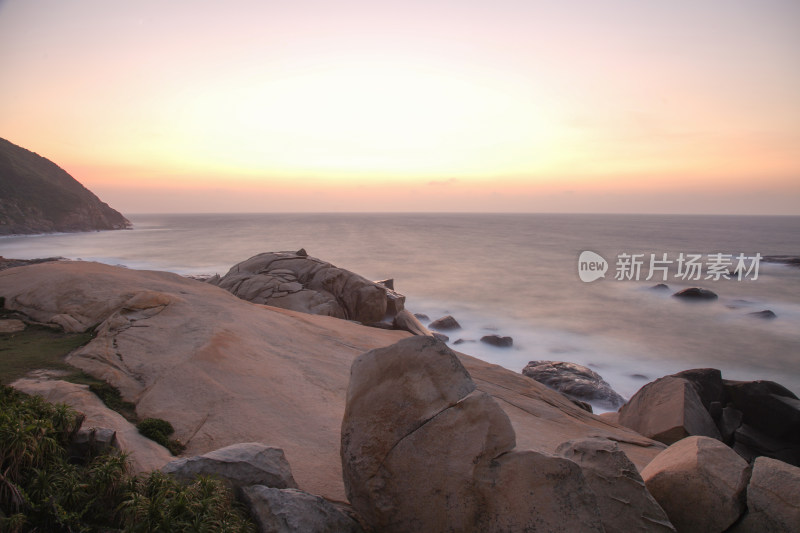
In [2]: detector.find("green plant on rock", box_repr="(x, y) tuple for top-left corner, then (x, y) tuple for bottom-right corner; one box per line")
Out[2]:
(136, 417), (186, 455)
(0, 385), (253, 532)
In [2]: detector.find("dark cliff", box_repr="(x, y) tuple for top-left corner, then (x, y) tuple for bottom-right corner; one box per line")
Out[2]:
(0, 137), (131, 235)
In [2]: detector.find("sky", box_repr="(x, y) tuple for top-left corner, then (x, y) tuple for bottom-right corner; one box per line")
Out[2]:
(1, 0), (799, 214)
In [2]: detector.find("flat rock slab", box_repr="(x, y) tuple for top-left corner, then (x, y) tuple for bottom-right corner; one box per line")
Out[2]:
(0, 261), (665, 500)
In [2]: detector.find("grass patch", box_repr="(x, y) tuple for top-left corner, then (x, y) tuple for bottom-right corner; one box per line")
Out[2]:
(137, 418), (186, 456)
(0, 320), (94, 385)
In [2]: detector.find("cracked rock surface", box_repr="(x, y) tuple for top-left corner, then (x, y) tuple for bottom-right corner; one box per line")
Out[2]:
(341, 336), (606, 532)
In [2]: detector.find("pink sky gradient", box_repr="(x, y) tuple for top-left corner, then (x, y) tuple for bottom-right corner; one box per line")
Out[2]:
(1, 0), (798, 214)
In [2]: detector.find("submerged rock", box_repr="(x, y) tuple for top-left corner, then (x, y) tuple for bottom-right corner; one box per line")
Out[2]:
(480, 334), (513, 347)
(672, 287), (718, 300)
(748, 309), (777, 319)
(522, 360), (626, 411)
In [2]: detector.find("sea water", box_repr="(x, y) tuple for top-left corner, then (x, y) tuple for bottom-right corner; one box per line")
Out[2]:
(2, 213), (799, 403)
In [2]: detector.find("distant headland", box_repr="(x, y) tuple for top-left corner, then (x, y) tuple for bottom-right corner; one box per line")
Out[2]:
(0, 137), (130, 235)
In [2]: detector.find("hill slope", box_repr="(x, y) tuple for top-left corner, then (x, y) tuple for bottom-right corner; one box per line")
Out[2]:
(0, 137), (130, 235)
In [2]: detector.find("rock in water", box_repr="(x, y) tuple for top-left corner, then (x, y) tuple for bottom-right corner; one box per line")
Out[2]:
(641, 436), (750, 533)
(341, 336), (604, 533)
(480, 334), (513, 347)
(392, 309), (433, 337)
(672, 287), (718, 300)
(0, 137), (130, 234)
(428, 314), (461, 331)
(522, 360), (626, 411)
(210, 251), (391, 324)
(162, 442), (297, 491)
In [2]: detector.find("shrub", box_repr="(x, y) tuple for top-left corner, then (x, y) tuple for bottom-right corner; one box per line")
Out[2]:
(136, 417), (185, 455)
(0, 385), (253, 532)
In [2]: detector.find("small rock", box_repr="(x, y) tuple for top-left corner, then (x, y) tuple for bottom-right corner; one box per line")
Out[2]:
(431, 332), (449, 343)
(162, 442), (297, 491)
(748, 309), (777, 319)
(295, 248), (308, 257)
(629, 373), (649, 380)
(672, 287), (718, 300)
(650, 283), (670, 291)
(374, 278), (394, 291)
(428, 315), (461, 331)
(480, 334), (513, 348)
(242, 486), (365, 533)
(453, 339), (474, 345)
(69, 427), (119, 461)
(413, 313), (429, 322)
(392, 309), (432, 337)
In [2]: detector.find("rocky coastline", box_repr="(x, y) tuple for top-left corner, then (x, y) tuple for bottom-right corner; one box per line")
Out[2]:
(1, 254), (798, 532)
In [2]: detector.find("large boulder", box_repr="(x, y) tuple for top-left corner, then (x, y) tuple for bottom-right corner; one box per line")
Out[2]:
(523, 360), (626, 411)
(241, 486), (364, 533)
(557, 438), (675, 532)
(618, 376), (721, 444)
(162, 442), (297, 491)
(341, 336), (605, 533)
(210, 251), (391, 323)
(641, 436), (751, 533)
(723, 379), (800, 442)
(731, 456), (800, 532)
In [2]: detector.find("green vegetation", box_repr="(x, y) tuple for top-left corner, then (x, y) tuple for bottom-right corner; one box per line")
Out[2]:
(0, 385), (254, 532)
(0, 319), (94, 385)
(136, 418), (186, 456)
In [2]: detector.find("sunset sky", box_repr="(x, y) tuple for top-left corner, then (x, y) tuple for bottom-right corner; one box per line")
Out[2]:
(1, 0), (798, 214)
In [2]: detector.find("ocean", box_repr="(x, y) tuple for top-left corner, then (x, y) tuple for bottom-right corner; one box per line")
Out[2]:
(2, 213), (799, 405)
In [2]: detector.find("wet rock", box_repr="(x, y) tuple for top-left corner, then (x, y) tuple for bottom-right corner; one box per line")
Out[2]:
(641, 436), (750, 533)
(748, 309), (777, 319)
(522, 360), (626, 411)
(242, 486), (364, 533)
(162, 442), (297, 491)
(428, 314), (461, 331)
(672, 287), (718, 300)
(480, 334), (513, 347)
(431, 332), (449, 343)
(413, 313), (429, 322)
(453, 338), (474, 345)
(650, 283), (670, 291)
(557, 438), (675, 532)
